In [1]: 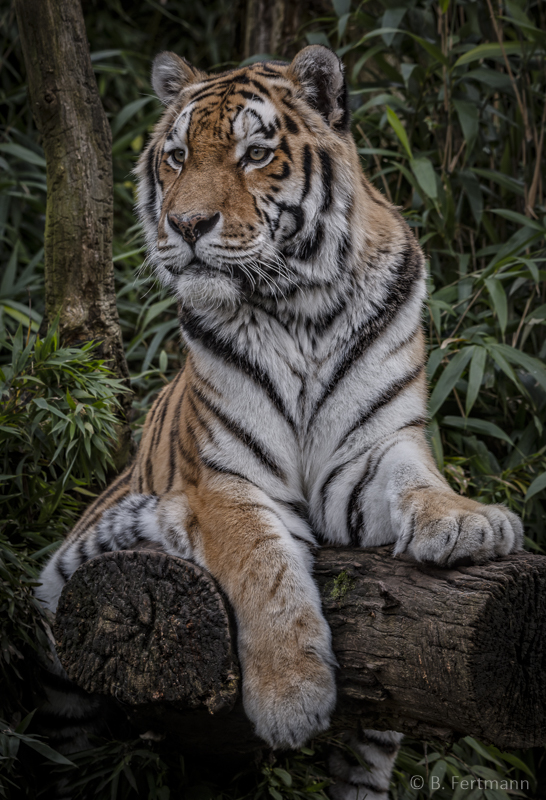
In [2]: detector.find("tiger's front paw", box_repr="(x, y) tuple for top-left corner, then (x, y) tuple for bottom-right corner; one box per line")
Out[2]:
(395, 487), (523, 567)
(241, 629), (336, 749)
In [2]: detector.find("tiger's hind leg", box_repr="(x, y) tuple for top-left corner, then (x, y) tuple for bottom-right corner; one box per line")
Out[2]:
(34, 490), (193, 765)
(329, 728), (403, 800)
(36, 492), (193, 613)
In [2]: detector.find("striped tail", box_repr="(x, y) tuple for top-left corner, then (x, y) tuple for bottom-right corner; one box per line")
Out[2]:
(329, 728), (403, 800)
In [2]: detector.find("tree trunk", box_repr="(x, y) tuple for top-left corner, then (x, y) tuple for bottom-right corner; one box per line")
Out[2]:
(241, 0), (329, 61)
(54, 547), (546, 752)
(14, 0), (132, 464)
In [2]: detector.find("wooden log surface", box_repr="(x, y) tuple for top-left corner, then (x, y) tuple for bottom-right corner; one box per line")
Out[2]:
(54, 547), (546, 752)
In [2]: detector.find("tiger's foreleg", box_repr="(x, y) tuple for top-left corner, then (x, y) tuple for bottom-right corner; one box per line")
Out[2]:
(176, 477), (337, 750)
(354, 425), (523, 564)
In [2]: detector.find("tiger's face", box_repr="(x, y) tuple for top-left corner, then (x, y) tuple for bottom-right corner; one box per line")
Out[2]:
(136, 46), (361, 310)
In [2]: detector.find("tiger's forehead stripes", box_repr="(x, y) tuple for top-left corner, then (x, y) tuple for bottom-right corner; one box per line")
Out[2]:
(168, 93), (283, 151)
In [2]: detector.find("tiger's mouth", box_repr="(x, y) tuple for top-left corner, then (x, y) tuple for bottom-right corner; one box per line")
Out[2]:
(165, 258), (255, 290)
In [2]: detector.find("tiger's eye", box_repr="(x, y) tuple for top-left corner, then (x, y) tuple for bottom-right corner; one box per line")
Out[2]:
(172, 148), (185, 165)
(248, 146), (269, 162)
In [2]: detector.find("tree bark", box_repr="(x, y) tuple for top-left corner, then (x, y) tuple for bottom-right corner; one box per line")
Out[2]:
(241, 0), (329, 61)
(54, 547), (546, 752)
(14, 0), (132, 463)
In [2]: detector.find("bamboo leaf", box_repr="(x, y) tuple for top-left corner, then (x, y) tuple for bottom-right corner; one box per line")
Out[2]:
(112, 96), (156, 137)
(495, 344), (546, 394)
(443, 416), (513, 446)
(484, 278), (508, 334)
(465, 346), (487, 415)
(411, 156), (438, 199)
(490, 208), (546, 232)
(428, 347), (474, 418)
(453, 99), (479, 145)
(20, 736), (76, 766)
(381, 8), (406, 45)
(454, 41), (528, 68)
(333, 0), (351, 16)
(0, 142), (46, 168)
(386, 107), (413, 159)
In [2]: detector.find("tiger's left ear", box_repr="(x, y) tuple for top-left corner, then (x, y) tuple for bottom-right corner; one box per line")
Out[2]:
(151, 52), (206, 105)
(288, 45), (350, 132)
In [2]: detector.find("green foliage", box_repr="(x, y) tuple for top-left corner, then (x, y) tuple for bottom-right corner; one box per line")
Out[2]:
(1, 0), (545, 797)
(315, 0), (546, 550)
(0, 711), (76, 799)
(394, 737), (537, 799)
(0, 323), (127, 742)
(1, 323), (126, 497)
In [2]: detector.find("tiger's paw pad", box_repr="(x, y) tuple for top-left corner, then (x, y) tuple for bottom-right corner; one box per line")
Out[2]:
(399, 489), (523, 567)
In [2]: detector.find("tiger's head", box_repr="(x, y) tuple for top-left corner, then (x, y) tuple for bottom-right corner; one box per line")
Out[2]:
(136, 45), (395, 312)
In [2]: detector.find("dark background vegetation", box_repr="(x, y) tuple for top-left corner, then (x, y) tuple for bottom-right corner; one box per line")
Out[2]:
(1, 0), (545, 796)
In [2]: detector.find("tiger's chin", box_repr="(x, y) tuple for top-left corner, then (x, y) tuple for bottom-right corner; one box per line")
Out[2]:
(169, 270), (243, 311)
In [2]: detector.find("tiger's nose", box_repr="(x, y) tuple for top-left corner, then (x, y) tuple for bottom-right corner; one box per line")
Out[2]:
(167, 212), (220, 245)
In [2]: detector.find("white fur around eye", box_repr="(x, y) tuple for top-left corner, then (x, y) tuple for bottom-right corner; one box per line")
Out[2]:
(166, 147), (187, 169)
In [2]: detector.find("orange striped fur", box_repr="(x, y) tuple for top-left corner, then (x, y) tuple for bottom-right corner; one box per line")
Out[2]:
(37, 47), (523, 792)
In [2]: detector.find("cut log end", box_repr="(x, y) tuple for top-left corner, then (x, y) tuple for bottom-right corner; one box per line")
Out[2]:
(55, 551), (240, 715)
(54, 548), (546, 752)
(470, 558), (546, 746)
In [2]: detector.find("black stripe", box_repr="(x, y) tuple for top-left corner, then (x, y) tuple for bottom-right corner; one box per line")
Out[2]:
(273, 497), (309, 522)
(245, 107), (276, 138)
(310, 243), (423, 423)
(179, 420), (200, 469)
(270, 161), (291, 180)
(188, 82), (234, 103)
(334, 76), (351, 132)
(250, 78), (271, 97)
(164, 384), (186, 493)
(314, 295), (347, 338)
(77, 538), (89, 565)
(251, 194), (264, 220)
(296, 224), (324, 261)
(361, 730), (401, 755)
(302, 144), (312, 199)
(145, 145), (158, 221)
(181, 310), (297, 431)
(271, 199), (304, 240)
(278, 136), (292, 161)
(283, 114), (299, 134)
(346, 439), (401, 545)
(345, 364), (424, 438)
(95, 532), (112, 554)
(238, 89), (265, 103)
(72, 469), (132, 540)
(56, 556), (71, 583)
(318, 149), (333, 211)
(191, 385), (286, 481)
(187, 393), (216, 447)
(319, 460), (349, 529)
(256, 63), (285, 74)
(145, 386), (173, 492)
(200, 456), (257, 486)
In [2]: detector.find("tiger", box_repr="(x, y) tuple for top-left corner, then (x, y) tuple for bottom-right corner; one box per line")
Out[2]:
(36, 45), (523, 799)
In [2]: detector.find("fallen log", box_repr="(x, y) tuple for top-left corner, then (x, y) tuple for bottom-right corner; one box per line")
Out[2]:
(54, 547), (546, 752)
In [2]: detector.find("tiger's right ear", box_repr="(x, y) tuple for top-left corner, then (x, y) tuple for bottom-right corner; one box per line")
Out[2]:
(151, 52), (206, 105)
